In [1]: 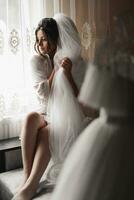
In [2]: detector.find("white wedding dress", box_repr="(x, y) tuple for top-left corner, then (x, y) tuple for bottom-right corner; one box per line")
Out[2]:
(51, 36), (134, 199)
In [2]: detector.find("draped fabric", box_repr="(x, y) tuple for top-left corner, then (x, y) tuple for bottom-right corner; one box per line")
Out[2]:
(51, 13), (134, 200)
(51, 111), (134, 200)
(45, 13), (87, 184)
(86, 0), (110, 59)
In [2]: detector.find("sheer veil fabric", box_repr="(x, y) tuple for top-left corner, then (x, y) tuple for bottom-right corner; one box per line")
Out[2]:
(50, 20), (134, 199)
(46, 13), (86, 183)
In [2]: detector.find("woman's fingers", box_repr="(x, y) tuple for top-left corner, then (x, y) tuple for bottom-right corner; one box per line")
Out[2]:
(61, 57), (72, 72)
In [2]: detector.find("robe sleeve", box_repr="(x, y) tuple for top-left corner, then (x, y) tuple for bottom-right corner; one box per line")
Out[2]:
(30, 54), (52, 112)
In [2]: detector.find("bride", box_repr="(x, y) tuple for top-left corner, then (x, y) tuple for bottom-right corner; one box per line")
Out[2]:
(12, 13), (94, 200)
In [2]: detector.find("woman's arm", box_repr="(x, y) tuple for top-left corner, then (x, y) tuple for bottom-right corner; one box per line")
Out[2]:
(30, 55), (52, 100)
(48, 69), (55, 88)
(61, 57), (79, 97)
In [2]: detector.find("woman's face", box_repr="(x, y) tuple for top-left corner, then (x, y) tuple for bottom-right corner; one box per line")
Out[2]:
(37, 29), (57, 57)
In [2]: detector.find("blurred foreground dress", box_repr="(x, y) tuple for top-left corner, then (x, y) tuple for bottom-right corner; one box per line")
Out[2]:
(51, 32), (134, 199)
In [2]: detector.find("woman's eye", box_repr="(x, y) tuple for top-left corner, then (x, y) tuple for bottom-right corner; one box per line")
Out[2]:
(42, 38), (47, 41)
(36, 37), (47, 44)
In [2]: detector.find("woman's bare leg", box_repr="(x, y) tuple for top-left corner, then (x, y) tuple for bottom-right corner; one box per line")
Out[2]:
(12, 126), (50, 200)
(21, 112), (46, 183)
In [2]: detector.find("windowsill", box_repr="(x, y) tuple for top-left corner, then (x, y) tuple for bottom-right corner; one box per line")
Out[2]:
(0, 137), (21, 151)
(0, 137), (22, 173)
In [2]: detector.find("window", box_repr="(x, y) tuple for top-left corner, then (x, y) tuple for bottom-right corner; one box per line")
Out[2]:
(0, 0), (87, 139)
(0, 0), (44, 139)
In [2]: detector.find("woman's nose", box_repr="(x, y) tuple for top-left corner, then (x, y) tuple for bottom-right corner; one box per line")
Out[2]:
(38, 40), (42, 46)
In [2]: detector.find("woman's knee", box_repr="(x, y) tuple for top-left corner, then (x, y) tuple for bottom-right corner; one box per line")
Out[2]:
(24, 112), (47, 130)
(24, 112), (41, 126)
(21, 112), (47, 140)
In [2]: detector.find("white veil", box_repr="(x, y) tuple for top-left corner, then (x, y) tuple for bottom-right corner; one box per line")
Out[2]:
(53, 13), (81, 68)
(47, 13), (85, 182)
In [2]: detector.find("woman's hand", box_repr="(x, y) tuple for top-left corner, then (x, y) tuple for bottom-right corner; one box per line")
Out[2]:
(60, 57), (78, 97)
(61, 57), (72, 73)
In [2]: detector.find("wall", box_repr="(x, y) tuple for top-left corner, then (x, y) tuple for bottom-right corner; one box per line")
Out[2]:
(109, 0), (134, 34)
(42, 0), (134, 59)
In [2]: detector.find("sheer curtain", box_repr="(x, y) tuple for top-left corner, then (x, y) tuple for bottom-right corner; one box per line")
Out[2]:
(0, 0), (44, 139)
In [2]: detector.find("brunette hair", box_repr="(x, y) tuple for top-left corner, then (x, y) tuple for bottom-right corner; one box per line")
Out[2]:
(34, 18), (59, 55)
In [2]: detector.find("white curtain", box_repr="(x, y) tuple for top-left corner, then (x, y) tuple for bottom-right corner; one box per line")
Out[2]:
(0, 0), (45, 139)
